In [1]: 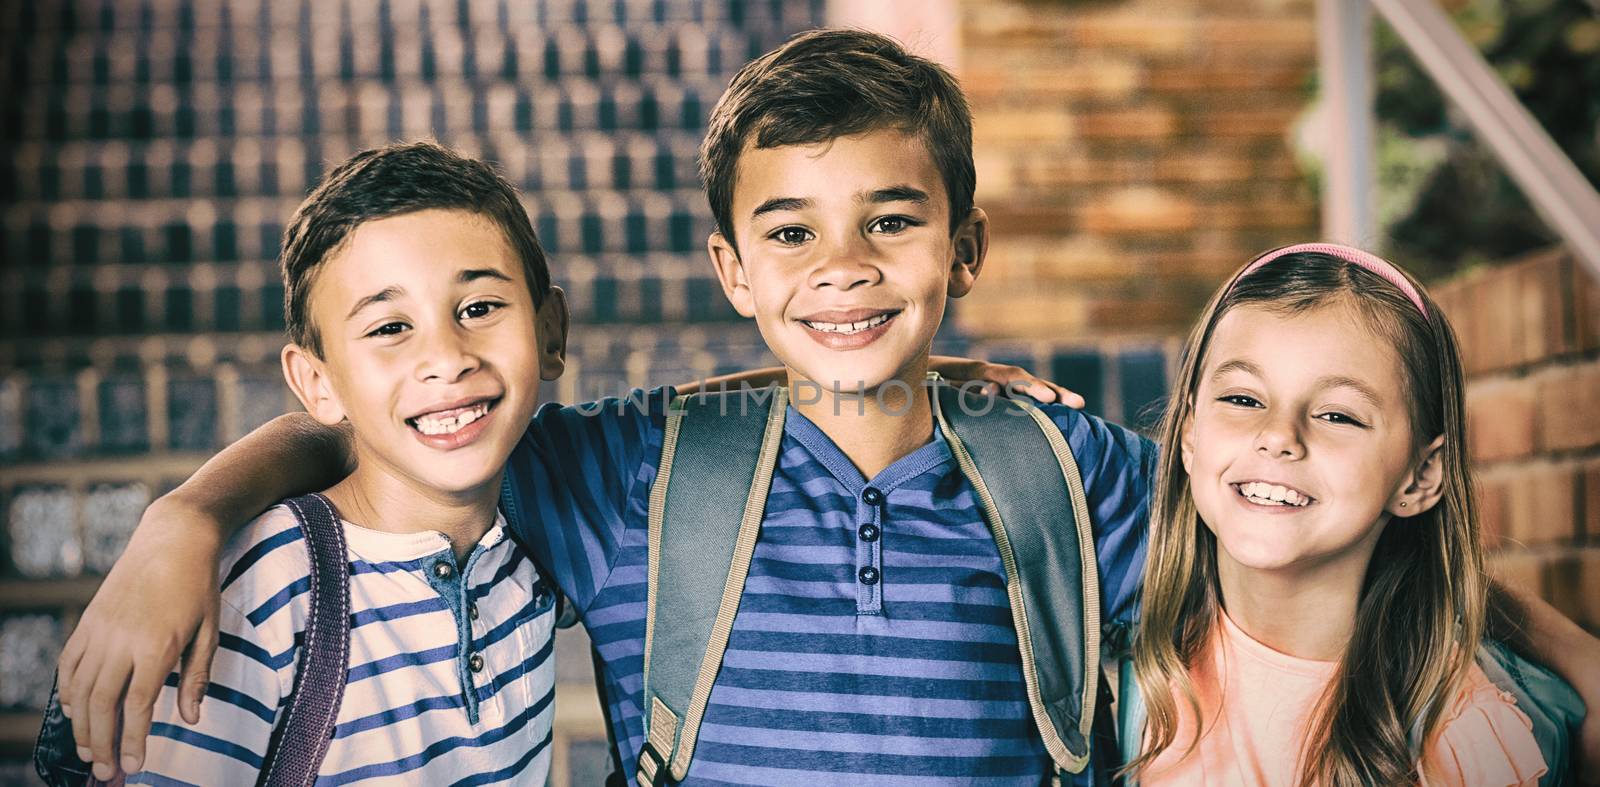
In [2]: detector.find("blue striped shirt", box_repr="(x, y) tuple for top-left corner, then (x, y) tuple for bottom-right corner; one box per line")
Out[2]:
(503, 388), (1155, 785)
(131, 505), (558, 786)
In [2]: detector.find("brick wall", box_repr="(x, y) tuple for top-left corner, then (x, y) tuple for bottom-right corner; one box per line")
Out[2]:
(1438, 248), (1600, 630)
(955, 0), (1320, 341)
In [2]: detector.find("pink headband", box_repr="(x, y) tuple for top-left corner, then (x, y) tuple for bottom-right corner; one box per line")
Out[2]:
(1231, 242), (1428, 317)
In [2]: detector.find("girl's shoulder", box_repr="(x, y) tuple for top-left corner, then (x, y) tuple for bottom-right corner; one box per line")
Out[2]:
(1419, 663), (1549, 787)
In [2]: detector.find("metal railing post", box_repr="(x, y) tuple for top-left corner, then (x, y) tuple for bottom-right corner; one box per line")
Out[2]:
(1317, 0), (1378, 247)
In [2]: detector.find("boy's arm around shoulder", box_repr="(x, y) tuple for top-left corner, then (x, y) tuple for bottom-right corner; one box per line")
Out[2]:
(130, 590), (295, 786)
(57, 412), (354, 781)
(1485, 581), (1600, 785)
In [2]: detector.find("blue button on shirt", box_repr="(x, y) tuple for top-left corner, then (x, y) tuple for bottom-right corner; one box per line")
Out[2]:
(502, 388), (1156, 785)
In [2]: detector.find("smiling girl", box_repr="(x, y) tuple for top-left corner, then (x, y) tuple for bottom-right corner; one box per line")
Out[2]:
(1130, 244), (1549, 786)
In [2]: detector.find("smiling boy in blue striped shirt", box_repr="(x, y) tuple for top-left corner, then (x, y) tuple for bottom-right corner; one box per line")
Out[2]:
(121, 143), (569, 784)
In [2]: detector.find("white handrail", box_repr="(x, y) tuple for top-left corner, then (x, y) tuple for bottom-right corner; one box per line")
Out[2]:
(1356, 0), (1600, 279)
(1316, 0), (1377, 247)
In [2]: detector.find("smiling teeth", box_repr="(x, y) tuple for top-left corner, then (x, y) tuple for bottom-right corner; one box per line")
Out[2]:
(804, 313), (894, 334)
(1238, 482), (1310, 507)
(413, 403), (489, 435)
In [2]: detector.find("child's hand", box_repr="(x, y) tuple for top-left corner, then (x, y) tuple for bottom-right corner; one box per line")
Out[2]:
(57, 497), (224, 781)
(929, 355), (1087, 408)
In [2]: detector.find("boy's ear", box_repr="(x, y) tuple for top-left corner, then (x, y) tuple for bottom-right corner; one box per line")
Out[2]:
(707, 231), (756, 318)
(537, 286), (570, 382)
(281, 343), (348, 426)
(947, 207), (989, 299)
(1388, 434), (1447, 518)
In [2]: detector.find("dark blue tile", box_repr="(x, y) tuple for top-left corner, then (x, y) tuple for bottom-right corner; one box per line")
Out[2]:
(116, 287), (144, 333)
(72, 225), (99, 263)
(261, 284), (286, 331)
(165, 286), (193, 332)
(668, 210), (693, 253)
(581, 212), (603, 254)
(591, 277), (618, 322)
(215, 287), (241, 331)
(98, 377), (147, 453)
(235, 377), (288, 436)
(167, 377), (217, 451)
(1050, 351), (1105, 418)
(1118, 348), (1169, 432)
(24, 379), (81, 459)
(163, 222), (191, 264)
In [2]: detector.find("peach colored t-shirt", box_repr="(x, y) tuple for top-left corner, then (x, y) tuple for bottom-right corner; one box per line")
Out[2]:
(1141, 611), (1548, 786)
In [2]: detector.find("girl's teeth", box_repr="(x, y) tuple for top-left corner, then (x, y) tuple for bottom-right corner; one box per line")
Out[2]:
(1239, 482), (1308, 507)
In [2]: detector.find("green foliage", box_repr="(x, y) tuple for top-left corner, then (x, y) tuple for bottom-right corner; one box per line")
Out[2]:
(1376, 0), (1600, 276)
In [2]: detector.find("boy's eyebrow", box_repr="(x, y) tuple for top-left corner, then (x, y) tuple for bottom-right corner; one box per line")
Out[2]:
(1210, 359), (1260, 381)
(458, 268), (514, 285)
(751, 197), (810, 220)
(347, 286), (403, 320)
(861, 185), (929, 205)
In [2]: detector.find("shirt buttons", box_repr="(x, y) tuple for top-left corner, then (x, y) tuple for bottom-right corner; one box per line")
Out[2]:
(468, 653), (484, 673)
(858, 523), (880, 542)
(468, 603), (479, 621)
(432, 561), (455, 580)
(861, 487), (884, 506)
(858, 566), (880, 586)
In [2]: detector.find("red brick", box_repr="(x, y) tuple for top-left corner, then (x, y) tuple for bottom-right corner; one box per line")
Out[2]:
(1198, 19), (1316, 49)
(1536, 360), (1600, 453)
(1515, 250), (1571, 366)
(1485, 550), (1547, 598)
(1476, 474), (1510, 552)
(1573, 252), (1600, 352)
(964, 61), (1143, 101)
(1146, 64), (1307, 93)
(1482, 265), (1521, 374)
(1543, 548), (1600, 629)
(1465, 379), (1536, 462)
(1077, 107), (1179, 140)
(1189, 107), (1303, 137)
(1200, 201), (1317, 231)
(1582, 457), (1600, 543)
(1499, 461), (1580, 547)
(1078, 188), (1199, 234)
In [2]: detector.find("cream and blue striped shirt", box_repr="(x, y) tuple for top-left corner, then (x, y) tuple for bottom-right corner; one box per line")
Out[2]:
(131, 504), (557, 785)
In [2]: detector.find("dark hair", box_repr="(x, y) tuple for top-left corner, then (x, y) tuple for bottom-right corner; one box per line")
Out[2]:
(699, 28), (975, 249)
(1132, 251), (1484, 786)
(280, 141), (550, 355)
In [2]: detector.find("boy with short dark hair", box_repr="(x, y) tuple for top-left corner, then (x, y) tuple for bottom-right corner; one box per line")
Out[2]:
(113, 141), (569, 783)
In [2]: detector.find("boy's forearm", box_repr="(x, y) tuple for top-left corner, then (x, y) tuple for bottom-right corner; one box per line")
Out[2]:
(158, 413), (356, 542)
(1487, 579), (1600, 682)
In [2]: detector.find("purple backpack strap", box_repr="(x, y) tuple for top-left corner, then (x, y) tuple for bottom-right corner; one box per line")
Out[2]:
(258, 494), (351, 787)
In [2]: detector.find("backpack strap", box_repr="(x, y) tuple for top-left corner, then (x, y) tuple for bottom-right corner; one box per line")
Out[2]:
(1472, 640), (1583, 787)
(259, 493), (351, 787)
(931, 376), (1100, 777)
(636, 388), (788, 787)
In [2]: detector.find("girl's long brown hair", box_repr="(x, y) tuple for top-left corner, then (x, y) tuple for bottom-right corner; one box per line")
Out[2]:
(1129, 251), (1486, 786)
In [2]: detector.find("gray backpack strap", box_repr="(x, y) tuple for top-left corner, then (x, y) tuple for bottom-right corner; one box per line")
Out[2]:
(932, 377), (1100, 777)
(636, 388), (788, 787)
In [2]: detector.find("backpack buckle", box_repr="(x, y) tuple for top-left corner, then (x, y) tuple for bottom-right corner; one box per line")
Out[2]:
(635, 740), (668, 787)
